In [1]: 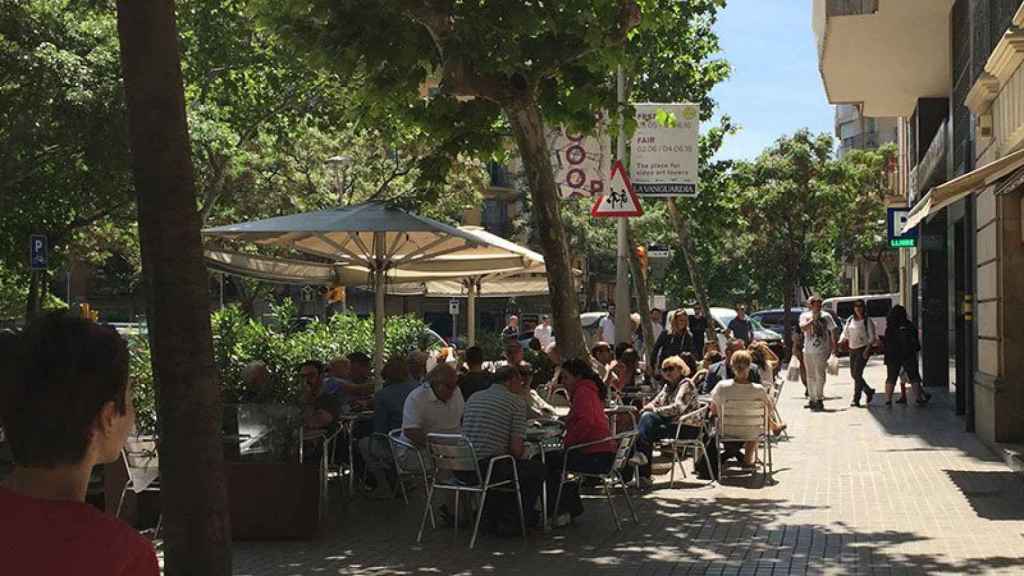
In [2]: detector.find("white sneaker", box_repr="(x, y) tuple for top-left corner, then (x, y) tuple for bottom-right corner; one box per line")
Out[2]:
(628, 453), (649, 467)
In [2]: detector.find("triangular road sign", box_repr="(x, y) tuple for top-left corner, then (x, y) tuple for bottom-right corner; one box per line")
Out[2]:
(592, 160), (642, 218)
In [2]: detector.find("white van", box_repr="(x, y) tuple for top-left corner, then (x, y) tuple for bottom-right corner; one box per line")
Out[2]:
(822, 293), (898, 342)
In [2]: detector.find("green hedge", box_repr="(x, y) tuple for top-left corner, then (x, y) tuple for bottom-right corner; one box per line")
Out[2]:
(128, 303), (437, 434)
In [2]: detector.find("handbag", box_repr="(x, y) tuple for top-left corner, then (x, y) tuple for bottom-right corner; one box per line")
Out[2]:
(826, 354), (840, 376)
(786, 356), (802, 382)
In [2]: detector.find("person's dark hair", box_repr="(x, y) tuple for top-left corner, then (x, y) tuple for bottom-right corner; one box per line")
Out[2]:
(703, 350), (724, 366)
(299, 359), (324, 373)
(561, 358), (607, 401)
(1, 313), (130, 467)
(465, 346), (484, 366)
(528, 337), (542, 352)
(852, 299), (867, 319)
(887, 304), (909, 329)
(727, 338), (746, 352)
(346, 351), (371, 365)
(621, 348), (639, 368)
(614, 341), (631, 360)
(678, 352), (698, 375)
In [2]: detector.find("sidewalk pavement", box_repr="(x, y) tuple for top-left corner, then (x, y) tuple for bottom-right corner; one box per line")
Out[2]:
(233, 358), (1024, 575)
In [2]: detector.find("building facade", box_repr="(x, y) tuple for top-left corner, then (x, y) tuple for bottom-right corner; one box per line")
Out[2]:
(814, 0), (1024, 449)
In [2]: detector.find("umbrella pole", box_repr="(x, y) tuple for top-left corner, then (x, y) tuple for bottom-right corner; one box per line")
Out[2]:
(467, 279), (477, 346)
(374, 232), (386, 388)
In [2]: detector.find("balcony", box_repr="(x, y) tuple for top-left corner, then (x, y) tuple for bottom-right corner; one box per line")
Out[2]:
(910, 119), (949, 201)
(826, 0), (878, 17)
(838, 128), (898, 157)
(813, 0), (954, 117)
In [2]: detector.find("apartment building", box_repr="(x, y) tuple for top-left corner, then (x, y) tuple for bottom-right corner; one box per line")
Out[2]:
(814, 0), (1024, 448)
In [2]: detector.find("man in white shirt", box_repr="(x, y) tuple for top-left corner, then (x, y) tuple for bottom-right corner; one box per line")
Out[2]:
(599, 304), (616, 345)
(400, 363), (464, 469)
(838, 299), (877, 407)
(534, 314), (554, 349)
(799, 296), (836, 412)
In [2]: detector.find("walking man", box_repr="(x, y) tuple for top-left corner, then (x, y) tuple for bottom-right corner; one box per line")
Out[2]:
(839, 299), (877, 407)
(799, 296), (836, 411)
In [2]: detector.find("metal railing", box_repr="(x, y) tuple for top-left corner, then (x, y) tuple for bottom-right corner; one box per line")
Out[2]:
(826, 0), (879, 17)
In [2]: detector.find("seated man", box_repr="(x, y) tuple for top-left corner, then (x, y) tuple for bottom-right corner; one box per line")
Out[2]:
(239, 359), (274, 404)
(0, 313), (159, 574)
(299, 360), (341, 463)
(400, 362), (464, 467)
(461, 365), (548, 532)
(359, 356), (418, 498)
(702, 338), (761, 394)
(494, 340), (525, 370)
(407, 350), (429, 384)
(590, 342), (619, 390)
(709, 350), (773, 468)
(341, 351), (377, 409)
(457, 345), (492, 401)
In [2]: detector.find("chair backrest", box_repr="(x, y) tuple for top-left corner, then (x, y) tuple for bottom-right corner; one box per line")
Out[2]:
(388, 428), (421, 474)
(123, 436), (160, 494)
(675, 405), (709, 438)
(610, 432), (639, 473)
(426, 433), (481, 480)
(719, 399), (767, 442)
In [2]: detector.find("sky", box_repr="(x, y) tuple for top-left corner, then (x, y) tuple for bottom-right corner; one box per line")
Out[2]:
(707, 0), (835, 161)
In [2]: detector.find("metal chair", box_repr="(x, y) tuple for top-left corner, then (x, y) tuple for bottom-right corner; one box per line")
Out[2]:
(384, 429), (436, 528)
(553, 431), (640, 531)
(605, 406), (640, 485)
(117, 436), (162, 537)
(717, 398), (773, 479)
(768, 377), (789, 441)
(417, 434), (526, 549)
(659, 405), (715, 488)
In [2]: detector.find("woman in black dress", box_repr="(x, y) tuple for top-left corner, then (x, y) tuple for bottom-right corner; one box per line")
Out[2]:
(650, 310), (693, 379)
(883, 305), (930, 406)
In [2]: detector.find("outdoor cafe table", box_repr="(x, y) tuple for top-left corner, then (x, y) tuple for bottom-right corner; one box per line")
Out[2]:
(337, 411), (374, 494)
(525, 419), (564, 531)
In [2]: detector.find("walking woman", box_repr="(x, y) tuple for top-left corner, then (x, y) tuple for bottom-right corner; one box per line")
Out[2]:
(883, 305), (929, 406)
(650, 310), (693, 379)
(839, 299), (877, 407)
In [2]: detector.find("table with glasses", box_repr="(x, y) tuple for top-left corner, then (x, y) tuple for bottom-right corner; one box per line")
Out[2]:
(525, 419), (565, 531)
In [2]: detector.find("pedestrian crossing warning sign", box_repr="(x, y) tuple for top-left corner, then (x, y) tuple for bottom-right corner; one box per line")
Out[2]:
(591, 160), (643, 218)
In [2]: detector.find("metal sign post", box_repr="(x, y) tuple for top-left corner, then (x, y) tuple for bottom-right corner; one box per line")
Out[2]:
(449, 298), (460, 341)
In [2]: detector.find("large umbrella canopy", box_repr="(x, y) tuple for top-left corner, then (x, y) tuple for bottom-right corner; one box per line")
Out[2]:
(202, 203), (546, 375)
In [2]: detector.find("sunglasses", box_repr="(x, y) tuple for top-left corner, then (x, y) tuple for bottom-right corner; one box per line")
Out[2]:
(663, 366), (680, 373)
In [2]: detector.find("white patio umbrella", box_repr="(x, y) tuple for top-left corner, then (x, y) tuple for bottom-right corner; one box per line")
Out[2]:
(202, 203), (543, 375)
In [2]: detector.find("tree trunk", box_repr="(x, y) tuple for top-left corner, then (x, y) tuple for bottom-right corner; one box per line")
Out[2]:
(504, 97), (587, 361)
(666, 198), (716, 347)
(115, 2), (232, 575)
(625, 223), (654, 362)
(25, 268), (41, 322)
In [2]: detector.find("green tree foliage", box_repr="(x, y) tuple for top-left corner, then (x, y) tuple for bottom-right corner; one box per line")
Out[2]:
(128, 304), (437, 434)
(733, 129), (847, 347)
(0, 0), (134, 315)
(258, 0), (732, 359)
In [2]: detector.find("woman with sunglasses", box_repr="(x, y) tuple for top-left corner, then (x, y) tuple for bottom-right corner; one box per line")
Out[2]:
(838, 299), (878, 407)
(634, 356), (704, 487)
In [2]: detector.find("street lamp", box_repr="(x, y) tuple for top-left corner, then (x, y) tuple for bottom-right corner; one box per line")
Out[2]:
(325, 154), (353, 206)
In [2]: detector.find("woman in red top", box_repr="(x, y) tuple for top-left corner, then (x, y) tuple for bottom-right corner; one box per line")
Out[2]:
(543, 359), (617, 523)
(560, 358), (616, 472)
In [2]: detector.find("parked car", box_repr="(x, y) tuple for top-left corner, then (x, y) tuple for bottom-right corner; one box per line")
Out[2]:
(672, 307), (785, 360)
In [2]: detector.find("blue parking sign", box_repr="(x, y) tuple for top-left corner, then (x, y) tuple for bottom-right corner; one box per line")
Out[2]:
(887, 208), (917, 249)
(30, 234), (47, 270)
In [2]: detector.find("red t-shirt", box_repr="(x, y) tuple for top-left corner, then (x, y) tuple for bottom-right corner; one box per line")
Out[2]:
(0, 486), (159, 575)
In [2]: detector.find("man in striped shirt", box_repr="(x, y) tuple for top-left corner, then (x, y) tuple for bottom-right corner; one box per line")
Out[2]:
(461, 364), (547, 531)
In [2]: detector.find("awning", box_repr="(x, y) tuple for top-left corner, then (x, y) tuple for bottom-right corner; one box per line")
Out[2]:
(903, 147), (1024, 234)
(386, 277), (552, 298)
